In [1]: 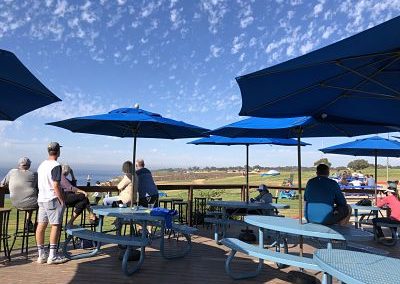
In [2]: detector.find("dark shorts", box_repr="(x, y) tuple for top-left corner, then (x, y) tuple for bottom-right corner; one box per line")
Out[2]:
(325, 205), (350, 225)
(138, 195), (159, 208)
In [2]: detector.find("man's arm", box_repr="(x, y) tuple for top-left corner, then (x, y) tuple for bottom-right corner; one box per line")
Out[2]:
(334, 183), (347, 206)
(0, 170), (11, 187)
(51, 165), (64, 204)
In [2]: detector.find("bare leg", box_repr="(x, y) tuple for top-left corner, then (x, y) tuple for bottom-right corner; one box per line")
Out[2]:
(36, 222), (47, 245)
(339, 205), (352, 226)
(50, 224), (62, 244)
(67, 213), (79, 226)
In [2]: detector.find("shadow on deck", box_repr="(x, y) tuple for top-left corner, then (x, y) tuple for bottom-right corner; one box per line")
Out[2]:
(1, 225), (398, 284)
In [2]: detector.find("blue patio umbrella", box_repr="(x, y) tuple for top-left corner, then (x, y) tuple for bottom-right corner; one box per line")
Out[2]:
(320, 136), (400, 201)
(48, 105), (209, 207)
(189, 135), (309, 202)
(236, 16), (400, 126)
(0, 49), (60, 120)
(209, 116), (397, 222)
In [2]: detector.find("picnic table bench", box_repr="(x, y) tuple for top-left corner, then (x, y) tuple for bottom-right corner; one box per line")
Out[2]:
(63, 228), (149, 276)
(221, 216), (380, 281)
(62, 206), (198, 276)
(374, 221), (400, 246)
(221, 238), (322, 280)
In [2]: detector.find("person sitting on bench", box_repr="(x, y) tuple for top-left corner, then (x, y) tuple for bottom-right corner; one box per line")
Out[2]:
(372, 182), (400, 239)
(305, 164), (351, 225)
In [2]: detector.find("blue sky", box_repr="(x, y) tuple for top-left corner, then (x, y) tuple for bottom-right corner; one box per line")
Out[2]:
(1, 0), (400, 171)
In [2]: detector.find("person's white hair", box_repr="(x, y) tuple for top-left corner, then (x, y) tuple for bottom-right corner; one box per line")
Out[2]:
(61, 164), (71, 176)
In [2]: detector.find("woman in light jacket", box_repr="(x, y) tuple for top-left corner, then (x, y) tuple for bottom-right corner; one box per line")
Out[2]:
(103, 161), (137, 206)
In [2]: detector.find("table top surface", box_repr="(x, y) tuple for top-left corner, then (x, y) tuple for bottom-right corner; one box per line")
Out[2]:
(207, 200), (289, 210)
(92, 206), (162, 221)
(314, 249), (400, 284)
(350, 204), (382, 211)
(244, 216), (346, 240)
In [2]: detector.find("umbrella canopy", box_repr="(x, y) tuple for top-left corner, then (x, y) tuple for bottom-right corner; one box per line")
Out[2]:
(48, 107), (209, 139)
(320, 136), (400, 157)
(188, 135), (308, 146)
(237, 16), (400, 126)
(209, 116), (396, 227)
(320, 136), (400, 201)
(209, 116), (397, 138)
(189, 135), (309, 202)
(0, 49), (60, 120)
(48, 106), (209, 207)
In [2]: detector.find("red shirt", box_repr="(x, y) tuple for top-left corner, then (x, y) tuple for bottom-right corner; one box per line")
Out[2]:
(377, 195), (400, 221)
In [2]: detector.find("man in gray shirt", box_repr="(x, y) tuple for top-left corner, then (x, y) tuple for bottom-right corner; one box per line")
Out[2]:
(1, 157), (38, 231)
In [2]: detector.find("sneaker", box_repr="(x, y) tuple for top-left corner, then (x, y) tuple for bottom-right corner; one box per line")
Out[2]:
(47, 255), (68, 265)
(36, 254), (47, 264)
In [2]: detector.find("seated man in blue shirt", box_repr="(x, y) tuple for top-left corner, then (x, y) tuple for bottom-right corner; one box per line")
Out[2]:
(304, 164), (351, 225)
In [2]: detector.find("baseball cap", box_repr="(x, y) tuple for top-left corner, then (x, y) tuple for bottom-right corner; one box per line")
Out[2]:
(18, 157), (31, 167)
(258, 184), (268, 192)
(48, 142), (62, 152)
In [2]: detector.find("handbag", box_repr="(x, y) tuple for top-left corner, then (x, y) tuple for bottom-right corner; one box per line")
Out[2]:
(356, 198), (372, 206)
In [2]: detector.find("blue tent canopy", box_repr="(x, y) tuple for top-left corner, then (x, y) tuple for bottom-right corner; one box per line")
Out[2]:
(47, 107), (209, 139)
(0, 49), (60, 120)
(188, 135), (309, 146)
(320, 136), (400, 157)
(209, 116), (397, 138)
(237, 16), (400, 126)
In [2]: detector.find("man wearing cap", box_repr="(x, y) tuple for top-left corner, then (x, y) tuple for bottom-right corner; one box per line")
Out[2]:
(1, 157), (38, 231)
(35, 142), (67, 264)
(304, 164), (351, 225)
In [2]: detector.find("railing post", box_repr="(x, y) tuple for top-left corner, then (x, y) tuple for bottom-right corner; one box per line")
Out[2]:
(0, 187), (4, 207)
(188, 186), (194, 226)
(241, 185), (245, 202)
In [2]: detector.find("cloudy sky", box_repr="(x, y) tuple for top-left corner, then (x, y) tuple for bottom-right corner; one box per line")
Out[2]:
(1, 0), (400, 171)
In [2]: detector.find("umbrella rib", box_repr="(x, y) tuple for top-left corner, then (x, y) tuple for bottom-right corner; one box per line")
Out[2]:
(0, 77), (59, 100)
(244, 53), (394, 115)
(239, 50), (400, 79)
(335, 57), (400, 96)
(321, 85), (399, 99)
(338, 54), (400, 95)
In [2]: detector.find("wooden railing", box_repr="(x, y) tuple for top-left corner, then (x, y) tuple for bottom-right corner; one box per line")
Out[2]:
(0, 184), (380, 226)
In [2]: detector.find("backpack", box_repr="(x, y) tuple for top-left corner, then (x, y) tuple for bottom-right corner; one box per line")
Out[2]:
(356, 198), (372, 206)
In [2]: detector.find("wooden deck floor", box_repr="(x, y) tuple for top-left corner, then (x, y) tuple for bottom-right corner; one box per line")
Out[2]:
(1, 226), (399, 284)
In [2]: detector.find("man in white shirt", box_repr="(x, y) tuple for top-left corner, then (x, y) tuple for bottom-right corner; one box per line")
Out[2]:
(350, 176), (362, 187)
(35, 142), (67, 264)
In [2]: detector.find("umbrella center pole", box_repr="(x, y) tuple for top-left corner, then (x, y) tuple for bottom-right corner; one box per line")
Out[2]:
(131, 131), (138, 210)
(297, 129), (303, 258)
(246, 144), (249, 203)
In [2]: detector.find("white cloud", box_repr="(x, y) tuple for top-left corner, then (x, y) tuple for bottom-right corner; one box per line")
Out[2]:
(209, 44), (223, 58)
(200, 0), (228, 34)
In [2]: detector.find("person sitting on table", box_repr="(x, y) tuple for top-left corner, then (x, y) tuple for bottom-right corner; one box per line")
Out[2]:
(1, 157), (38, 232)
(136, 159), (159, 207)
(349, 176), (362, 187)
(305, 164), (352, 225)
(103, 161), (136, 206)
(372, 182), (400, 239)
(61, 164), (95, 227)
